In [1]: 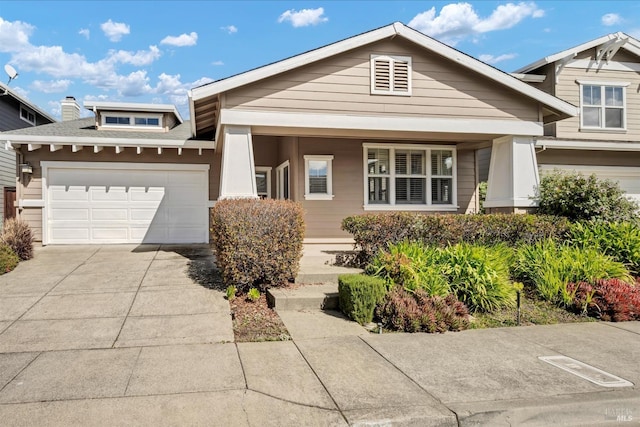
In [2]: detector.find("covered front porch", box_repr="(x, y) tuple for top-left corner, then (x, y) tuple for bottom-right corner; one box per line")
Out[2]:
(215, 123), (542, 240)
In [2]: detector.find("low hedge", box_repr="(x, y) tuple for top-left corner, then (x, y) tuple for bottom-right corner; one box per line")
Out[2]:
(0, 244), (19, 274)
(342, 213), (570, 263)
(338, 274), (387, 325)
(210, 199), (305, 291)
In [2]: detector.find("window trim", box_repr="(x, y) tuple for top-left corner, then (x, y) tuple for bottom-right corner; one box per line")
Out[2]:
(577, 80), (629, 131)
(304, 155), (334, 201)
(255, 166), (272, 198)
(370, 54), (412, 96)
(276, 160), (290, 200)
(19, 105), (36, 126)
(362, 143), (457, 211)
(101, 112), (163, 129)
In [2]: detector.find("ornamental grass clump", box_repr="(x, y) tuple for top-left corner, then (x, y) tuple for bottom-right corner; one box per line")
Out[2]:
(514, 239), (632, 306)
(568, 221), (640, 276)
(210, 199), (304, 291)
(1, 218), (34, 261)
(369, 241), (516, 313)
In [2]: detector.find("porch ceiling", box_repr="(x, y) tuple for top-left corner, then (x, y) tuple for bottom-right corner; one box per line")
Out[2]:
(193, 95), (219, 137)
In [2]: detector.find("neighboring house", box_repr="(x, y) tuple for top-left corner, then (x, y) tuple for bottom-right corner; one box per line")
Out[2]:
(0, 22), (577, 245)
(509, 32), (640, 202)
(0, 83), (55, 224)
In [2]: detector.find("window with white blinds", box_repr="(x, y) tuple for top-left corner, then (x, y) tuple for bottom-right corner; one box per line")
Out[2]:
(304, 155), (334, 200)
(364, 144), (455, 208)
(370, 54), (412, 96)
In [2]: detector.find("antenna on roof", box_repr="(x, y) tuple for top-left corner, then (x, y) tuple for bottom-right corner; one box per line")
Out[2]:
(4, 64), (18, 85)
(2, 64), (18, 95)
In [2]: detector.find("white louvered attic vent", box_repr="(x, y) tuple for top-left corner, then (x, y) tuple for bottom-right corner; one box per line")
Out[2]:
(371, 54), (412, 96)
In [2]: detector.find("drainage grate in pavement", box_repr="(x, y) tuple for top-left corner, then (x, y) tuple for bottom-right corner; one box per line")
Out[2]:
(539, 355), (634, 388)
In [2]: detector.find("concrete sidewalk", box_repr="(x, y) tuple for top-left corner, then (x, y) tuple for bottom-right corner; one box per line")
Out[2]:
(1, 245), (639, 426)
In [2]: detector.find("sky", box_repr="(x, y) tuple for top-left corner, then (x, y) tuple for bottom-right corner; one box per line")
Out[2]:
(1, 1), (639, 120)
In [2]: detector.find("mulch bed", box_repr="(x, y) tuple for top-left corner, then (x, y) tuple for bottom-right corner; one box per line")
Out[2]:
(229, 294), (291, 342)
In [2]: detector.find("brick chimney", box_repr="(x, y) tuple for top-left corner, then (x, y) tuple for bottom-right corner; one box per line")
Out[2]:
(60, 96), (80, 121)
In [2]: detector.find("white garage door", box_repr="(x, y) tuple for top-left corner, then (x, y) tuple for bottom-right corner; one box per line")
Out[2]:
(44, 162), (209, 244)
(539, 164), (640, 203)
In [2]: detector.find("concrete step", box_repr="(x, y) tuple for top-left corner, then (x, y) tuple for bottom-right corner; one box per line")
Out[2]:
(267, 283), (340, 311)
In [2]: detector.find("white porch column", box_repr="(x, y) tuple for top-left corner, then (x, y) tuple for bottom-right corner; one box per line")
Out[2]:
(219, 125), (258, 199)
(484, 135), (539, 210)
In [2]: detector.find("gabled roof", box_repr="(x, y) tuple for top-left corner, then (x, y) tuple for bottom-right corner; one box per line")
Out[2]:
(515, 32), (640, 74)
(189, 21), (578, 136)
(0, 82), (56, 124)
(84, 101), (183, 123)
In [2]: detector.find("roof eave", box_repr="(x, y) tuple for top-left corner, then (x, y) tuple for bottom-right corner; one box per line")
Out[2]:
(191, 24), (398, 101)
(0, 83), (57, 123)
(2, 133), (214, 149)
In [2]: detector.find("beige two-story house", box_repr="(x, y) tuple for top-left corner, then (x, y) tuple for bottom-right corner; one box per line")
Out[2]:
(514, 32), (640, 202)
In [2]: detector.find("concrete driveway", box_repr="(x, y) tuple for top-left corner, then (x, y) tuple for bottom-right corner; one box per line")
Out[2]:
(0, 244), (233, 351)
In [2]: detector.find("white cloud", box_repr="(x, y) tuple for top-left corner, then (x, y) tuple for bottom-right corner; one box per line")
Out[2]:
(220, 25), (237, 34)
(78, 28), (90, 39)
(278, 7), (328, 27)
(100, 19), (130, 42)
(0, 17), (34, 52)
(47, 100), (61, 117)
(478, 53), (517, 64)
(31, 79), (72, 93)
(10, 86), (29, 99)
(211, 60), (224, 66)
(602, 13), (622, 27)
(160, 32), (198, 47)
(152, 73), (214, 106)
(408, 2), (544, 45)
(107, 45), (161, 66)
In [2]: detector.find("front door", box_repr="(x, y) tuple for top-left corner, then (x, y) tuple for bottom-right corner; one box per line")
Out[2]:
(3, 187), (16, 220)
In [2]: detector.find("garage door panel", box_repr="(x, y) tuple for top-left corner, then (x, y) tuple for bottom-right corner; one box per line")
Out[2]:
(50, 186), (89, 201)
(92, 228), (129, 241)
(47, 164), (208, 244)
(92, 208), (128, 221)
(50, 228), (90, 241)
(51, 208), (89, 221)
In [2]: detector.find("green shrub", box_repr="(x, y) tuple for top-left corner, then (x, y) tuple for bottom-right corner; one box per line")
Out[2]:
(514, 239), (632, 306)
(369, 242), (516, 312)
(338, 274), (387, 325)
(210, 199), (304, 291)
(537, 170), (638, 223)
(0, 244), (19, 274)
(342, 213), (569, 264)
(376, 287), (469, 333)
(568, 221), (640, 276)
(478, 181), (488, 214)
(1, 218), (34, 261)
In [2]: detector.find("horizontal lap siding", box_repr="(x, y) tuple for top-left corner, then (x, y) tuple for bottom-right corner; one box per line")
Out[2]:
(226, 38), (539, 122)
(555, 65), (640, 141)
(296, 138), (478, 238)
(456, 149), (477, 214)
(538, 150), (640, 167)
